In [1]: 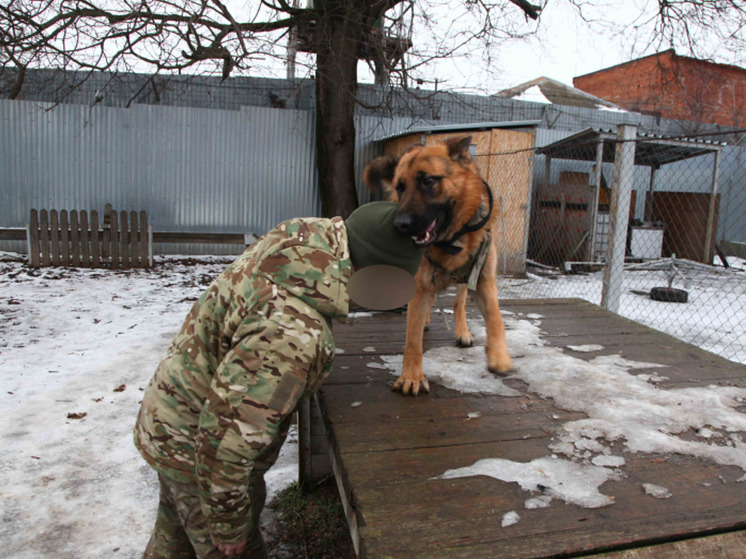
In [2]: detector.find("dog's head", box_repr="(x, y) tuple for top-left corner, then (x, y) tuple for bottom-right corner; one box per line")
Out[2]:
(363, 136), (485, 248)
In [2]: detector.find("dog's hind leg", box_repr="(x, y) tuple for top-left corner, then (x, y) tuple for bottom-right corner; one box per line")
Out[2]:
(454, 284), (474, 347)
(473, 278), (512, 375)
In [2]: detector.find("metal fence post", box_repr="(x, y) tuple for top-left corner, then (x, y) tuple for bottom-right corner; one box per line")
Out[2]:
(703, 148), (722, 263)
(601, 124), (637, 313)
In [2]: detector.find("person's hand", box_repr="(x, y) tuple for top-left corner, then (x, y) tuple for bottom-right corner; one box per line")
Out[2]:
(216, 540), (247, 556)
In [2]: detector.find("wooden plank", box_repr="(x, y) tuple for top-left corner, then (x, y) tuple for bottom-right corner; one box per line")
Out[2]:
(103, 203), (113, 262)
(109, 210), (119, 268)
(319, 299), (746, 559)
(589, 530), (746, 559)
(0, 228), (26, 241)
(5, 227), (249, 247)
(90, 210), (100, 268)
(39, 209), (50, 267)
(128, 210), (139, 267)
(151, 231), (246, 244)
(327, 425), (746, 559)
(489, 128), (535, 273)
(49, 210), (60, 266)
(334, 444), (745, 558)
(70, 210), (80, 267)
(80, 210), (90, 267)
(384, 133), (422, 159)
(120, 211), (130, 269)
(60, 210), (70, 266)
(28, 209), (40, 267)
(138, 211), (149, 267)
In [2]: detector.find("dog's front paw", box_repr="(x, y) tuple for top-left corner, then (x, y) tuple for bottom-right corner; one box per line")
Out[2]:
(392, 369), (430, 396)
(456, 332), (474, 348)
(488, 354), (513, 376)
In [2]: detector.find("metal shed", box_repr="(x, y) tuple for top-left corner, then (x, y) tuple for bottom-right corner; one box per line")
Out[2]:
(533, 127), (723, 265)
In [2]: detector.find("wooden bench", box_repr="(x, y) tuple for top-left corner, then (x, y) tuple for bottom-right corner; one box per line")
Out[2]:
(27, 204), (153, 268)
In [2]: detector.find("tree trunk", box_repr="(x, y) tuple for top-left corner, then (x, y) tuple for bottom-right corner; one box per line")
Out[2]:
(314, 1), (365, 219)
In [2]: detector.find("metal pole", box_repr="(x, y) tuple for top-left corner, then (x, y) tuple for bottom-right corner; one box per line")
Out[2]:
(703, 149), (722, 263)
(644, 165), (659, 222)
(587, 140), (604, 261)
(601, 124), (637, 313)
(521, 139), (537, 274)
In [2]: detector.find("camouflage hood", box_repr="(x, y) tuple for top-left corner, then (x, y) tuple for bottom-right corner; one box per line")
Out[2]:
(134, 216), (352, 544)
(251, 216), (352, 319)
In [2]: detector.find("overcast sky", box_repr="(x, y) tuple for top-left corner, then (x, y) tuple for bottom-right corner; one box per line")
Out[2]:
(351, 0), (746, 94)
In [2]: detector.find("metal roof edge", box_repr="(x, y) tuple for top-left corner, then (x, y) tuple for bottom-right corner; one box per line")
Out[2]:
(536, 127), (726, 155)
(372, 120), (542, 143)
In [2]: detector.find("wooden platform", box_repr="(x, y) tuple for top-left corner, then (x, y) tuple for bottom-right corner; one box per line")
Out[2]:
(317, 298), (746, 559)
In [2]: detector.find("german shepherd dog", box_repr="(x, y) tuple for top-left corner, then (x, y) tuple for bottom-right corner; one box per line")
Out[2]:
(364, 135), (512, 396)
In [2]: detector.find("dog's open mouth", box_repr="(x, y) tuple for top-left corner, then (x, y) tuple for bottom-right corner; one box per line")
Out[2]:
(412, 218), (440, 247)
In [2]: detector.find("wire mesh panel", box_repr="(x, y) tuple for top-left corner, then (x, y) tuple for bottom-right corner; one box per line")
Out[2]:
(490, 128), (746, 365)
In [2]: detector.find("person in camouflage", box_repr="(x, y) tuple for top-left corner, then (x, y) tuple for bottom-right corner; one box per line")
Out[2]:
(134, 202), (424, 558)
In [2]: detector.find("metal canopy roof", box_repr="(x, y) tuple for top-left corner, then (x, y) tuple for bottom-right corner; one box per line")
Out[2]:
(535, 128), (722, 167)
(373, 120), (542, 143)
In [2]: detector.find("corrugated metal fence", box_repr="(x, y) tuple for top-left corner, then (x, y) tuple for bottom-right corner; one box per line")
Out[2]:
(1, 100), (319, 254)
(2, 98), (743, 255)
(0, 99), (418, 254)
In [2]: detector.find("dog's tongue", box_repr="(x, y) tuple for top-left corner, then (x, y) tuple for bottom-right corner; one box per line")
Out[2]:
(413, 219), (438, 246)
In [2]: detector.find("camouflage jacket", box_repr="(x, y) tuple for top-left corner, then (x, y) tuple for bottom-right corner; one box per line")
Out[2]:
(134, 217), (351, 544)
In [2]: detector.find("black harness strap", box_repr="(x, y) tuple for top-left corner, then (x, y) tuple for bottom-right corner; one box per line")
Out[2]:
(426, 230), (492, 288)
(433, 181), (494, 255)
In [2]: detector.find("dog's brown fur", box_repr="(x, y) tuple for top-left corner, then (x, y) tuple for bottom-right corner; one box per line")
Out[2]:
(364, 136), (511, 396)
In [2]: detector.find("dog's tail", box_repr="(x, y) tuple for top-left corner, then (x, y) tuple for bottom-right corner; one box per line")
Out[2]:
(363, 154), (397, 201)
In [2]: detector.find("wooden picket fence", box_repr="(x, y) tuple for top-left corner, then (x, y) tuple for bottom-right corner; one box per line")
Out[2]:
(27, 204), (153, 268)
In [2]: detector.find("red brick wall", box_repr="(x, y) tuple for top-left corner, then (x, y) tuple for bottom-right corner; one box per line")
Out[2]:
(574, 50), (746, 128)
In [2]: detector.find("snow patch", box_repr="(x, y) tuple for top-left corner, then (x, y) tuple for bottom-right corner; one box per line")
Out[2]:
(642, 483), (673, 499)
(591, 455), (626, 468)
(0, 255), (299, 558)
(371, 311), (746, 509)
(567, 344), (605, 353)
(379, 349), (521, 397)
(501, 511), (521, 527)
(436, 456), (619, 509)
(524, 495), (552, 509)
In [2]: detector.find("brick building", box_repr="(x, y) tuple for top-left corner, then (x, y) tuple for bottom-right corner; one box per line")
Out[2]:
(573, 49), (746, 128)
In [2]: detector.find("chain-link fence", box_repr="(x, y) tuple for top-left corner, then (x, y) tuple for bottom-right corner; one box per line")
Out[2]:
(488, 126), (746, 365)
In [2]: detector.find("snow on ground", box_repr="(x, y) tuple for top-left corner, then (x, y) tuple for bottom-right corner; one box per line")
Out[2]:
(1, 251), (745, 554)
(499, 258), (746, 365)
(0, 253), (297, 559)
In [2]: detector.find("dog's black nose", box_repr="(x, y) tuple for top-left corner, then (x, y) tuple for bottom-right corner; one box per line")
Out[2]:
(393, 212), (413, 234)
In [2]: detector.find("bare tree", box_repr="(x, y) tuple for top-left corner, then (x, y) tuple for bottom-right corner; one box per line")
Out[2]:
(2, 1), (743, 217)
(566, 0), (745, 65)
(0, 0), (542, 218)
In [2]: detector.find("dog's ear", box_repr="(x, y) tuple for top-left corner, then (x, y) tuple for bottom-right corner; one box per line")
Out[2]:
(445, 135), (473, 163)
(363, 155), (398, 200)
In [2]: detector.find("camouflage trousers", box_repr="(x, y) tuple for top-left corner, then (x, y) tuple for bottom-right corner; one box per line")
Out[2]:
(143, 418), (291, 559)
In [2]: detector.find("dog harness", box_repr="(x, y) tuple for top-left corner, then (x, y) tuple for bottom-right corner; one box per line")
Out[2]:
(426, 230), (492, 291)
(433, 181), (494, 256)
(427, 230), (492, 331)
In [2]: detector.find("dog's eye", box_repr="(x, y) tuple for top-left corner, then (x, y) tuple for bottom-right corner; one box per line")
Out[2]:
(418, 174), (439, 193)
(395, 180), (405, 194)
